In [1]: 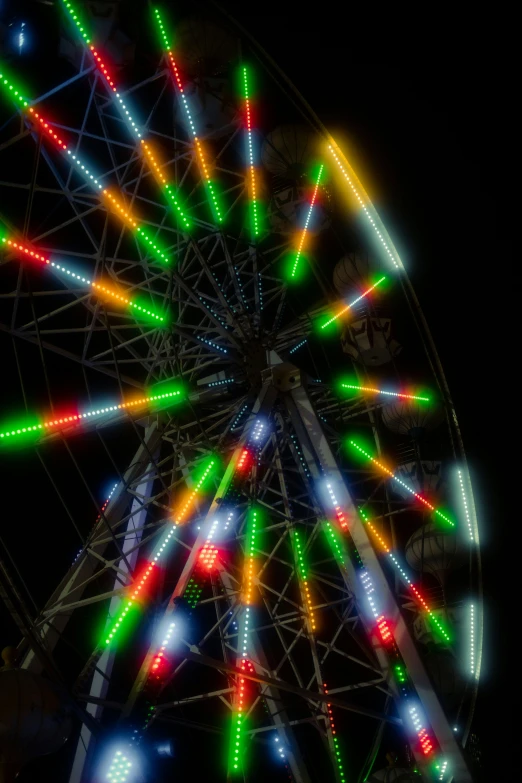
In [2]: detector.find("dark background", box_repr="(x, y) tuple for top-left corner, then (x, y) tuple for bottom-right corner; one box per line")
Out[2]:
(1, 0), (513, 778)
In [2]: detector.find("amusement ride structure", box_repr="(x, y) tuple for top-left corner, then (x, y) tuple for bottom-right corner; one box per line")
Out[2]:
(0, 2), (482, 781)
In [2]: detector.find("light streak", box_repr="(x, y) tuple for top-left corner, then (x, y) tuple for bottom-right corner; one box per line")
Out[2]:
(103, 457), (216, 645)
(207, 378), (235, 388)
(106, 749), (132, 782)
(153, 8), (223, 224)
(198, 519), (220, 570)
(362, 513), (451, 643)
(328, 143), (402, 270)
(62, 2), (192, 230)
(61, 1), (91, 43)
(291, 164), (323, 278)
(323, 682), (347, 782)
(324, 479), (438, 762)
(0, 389), (182, 442)
(340, 383), (429, 402)
(230, 508), (259, 774)
(321, 276), (386, 329)
(151, 621), (176, 672)
(409, 704), (434, 756)
(457, 468), (475, 542)
(349, 441), (455, 527)
(289, 338), (307, 354)
(292, 528), (316, 631)
(470, 603), (476, 679)
(0, 69), (174, 266)
(325, 482), (348, 530)
(242, 66), (259, 238)
(1, 236), (165, 322)
(230, 404), (249, 430)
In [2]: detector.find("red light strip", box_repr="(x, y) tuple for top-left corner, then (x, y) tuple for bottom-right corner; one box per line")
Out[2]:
(236, 448), (252, 472)
(242, 66), (259, 239)
(27, 107), (67, 149)
(349, 441), (455, 527)
(1, 236), (165, 322)
(324, 483), (439, 763)
(327, 143), (402, 271)
(63, 0), (193, 231)
(104, 458), (216, 645)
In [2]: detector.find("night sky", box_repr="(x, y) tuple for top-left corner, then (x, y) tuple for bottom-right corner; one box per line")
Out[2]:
(0, 0), (511, 778)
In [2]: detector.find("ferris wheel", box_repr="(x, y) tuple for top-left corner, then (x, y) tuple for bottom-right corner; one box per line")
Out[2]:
(0, 2), (482, 782)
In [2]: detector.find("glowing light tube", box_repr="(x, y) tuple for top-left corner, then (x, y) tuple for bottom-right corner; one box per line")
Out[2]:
(327, 143), (402, 271)
(105, 749), (133, 782)
(469, 603), (476, 679)
(0, 70), (172, 267)
(291, 164), (323, 279)
(0, 388), (183, 442)
(321, 276), (386, 329)
(153, 8), (223, 224)
(103, 457), (216, 645)
(340, 383), (429, 402)
(73, 482), (118, 564)
(198, 518), (221, 571)
(241, 66), (259, 239)
(1, 235), (166, 323)
(361, 512), (451, 644)
(61, 1), (91, 43)
(291, 527), (316, 631)
(349, 441), (455, 527)
(230, 507), (260, 774)
(457, 468), (475, 542)
(323, 481), (445, 764)
(61, 3), (192, 231)
(323, 682), (347, 782)
(289, 339), (307, 354)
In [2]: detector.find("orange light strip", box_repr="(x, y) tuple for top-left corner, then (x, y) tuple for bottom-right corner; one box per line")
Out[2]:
(1, 236), (165, 322)
(350, 441), (455, 527)
(362, 515), (451, 643)
(292, 527), (316, 631)
(154, 9), (223, 224)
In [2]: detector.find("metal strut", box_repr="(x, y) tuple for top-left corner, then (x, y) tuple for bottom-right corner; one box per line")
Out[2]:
(285, 382), (472, 782)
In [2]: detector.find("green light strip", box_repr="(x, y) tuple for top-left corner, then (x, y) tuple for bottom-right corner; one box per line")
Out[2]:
(103, 457), (216, 646)
(340, 383), (429, 402)
(1, 235), (166, 323)
(0, 70), (30, 106)
(349, 440), (455, 527)
(359, 508), (451, 644)
(153, 7), (224, 225)
(291, 527), (316, 631)
(325, 521), (345, 566)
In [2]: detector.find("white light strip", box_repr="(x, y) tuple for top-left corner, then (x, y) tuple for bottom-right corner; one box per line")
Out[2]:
(470, 603), (476, 679)
(328, 144), (402, 271)
(457, 468), (475, 542)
